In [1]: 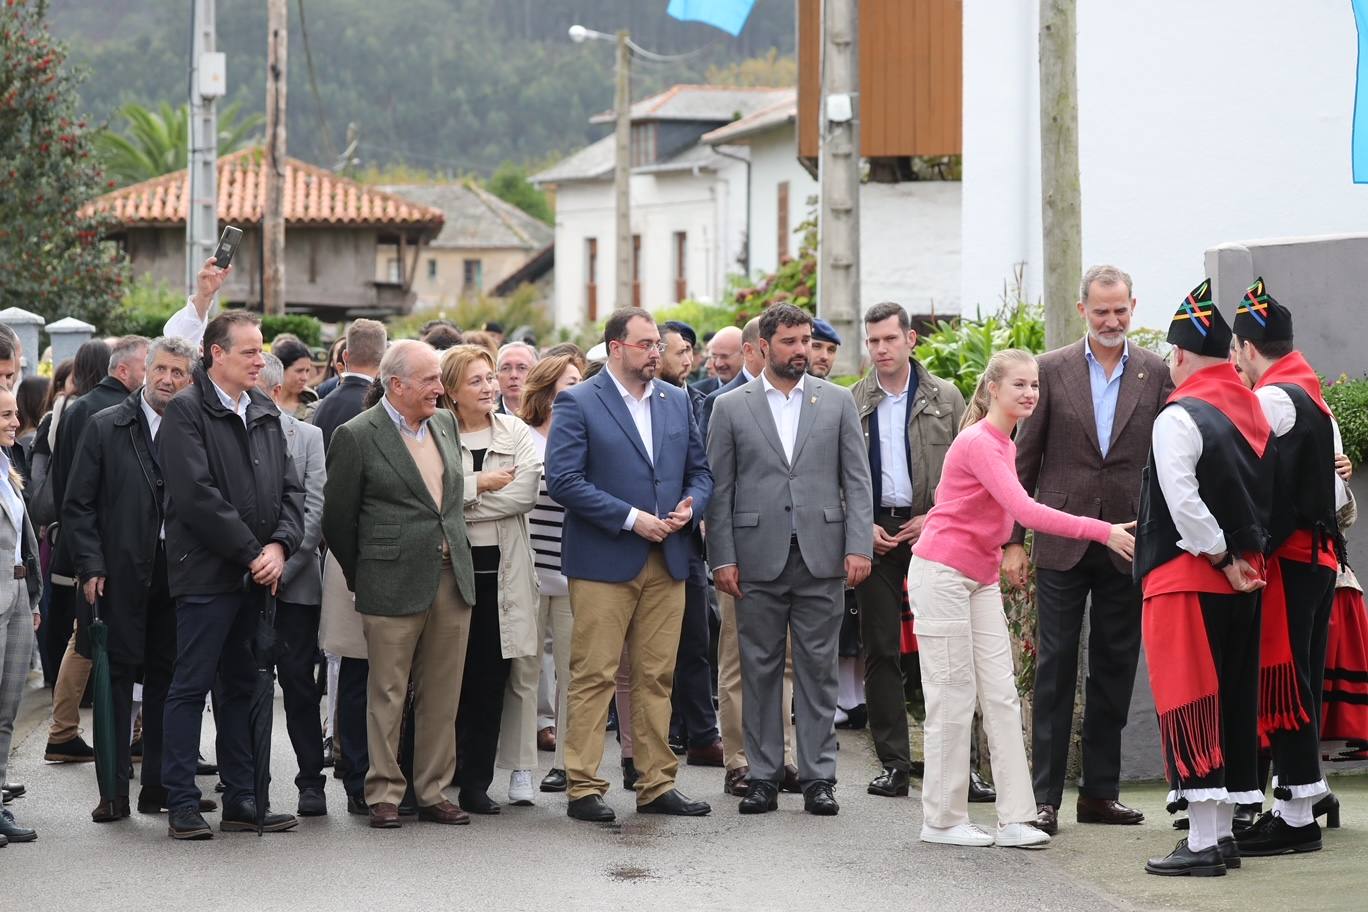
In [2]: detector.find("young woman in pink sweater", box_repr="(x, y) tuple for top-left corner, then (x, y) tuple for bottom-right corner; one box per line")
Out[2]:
(910, 349), (1135, 849)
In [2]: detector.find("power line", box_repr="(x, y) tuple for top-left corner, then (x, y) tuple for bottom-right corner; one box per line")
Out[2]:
(296, 0), (337, 163)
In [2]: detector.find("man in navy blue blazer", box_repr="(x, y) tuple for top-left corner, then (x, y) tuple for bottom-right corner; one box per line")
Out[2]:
(546, 307), (713, 822)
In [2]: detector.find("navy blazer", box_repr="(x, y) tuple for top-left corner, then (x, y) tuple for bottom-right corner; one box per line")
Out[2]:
(546, 368), (713, 583)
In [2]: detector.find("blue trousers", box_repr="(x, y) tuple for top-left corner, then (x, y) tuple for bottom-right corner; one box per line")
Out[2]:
(162, 589), (258, 811)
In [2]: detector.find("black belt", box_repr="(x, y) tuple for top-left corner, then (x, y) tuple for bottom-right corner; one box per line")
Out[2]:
(879, 506), (914, 520)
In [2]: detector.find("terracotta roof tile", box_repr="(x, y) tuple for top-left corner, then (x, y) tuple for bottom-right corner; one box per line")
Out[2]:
(83, 149), (444, 230)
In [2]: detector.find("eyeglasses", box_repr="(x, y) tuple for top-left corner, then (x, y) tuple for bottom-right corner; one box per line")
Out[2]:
(616, 340), (666, 354)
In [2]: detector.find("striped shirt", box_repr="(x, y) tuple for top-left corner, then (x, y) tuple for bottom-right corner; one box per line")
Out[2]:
(528, 427), (568, 596)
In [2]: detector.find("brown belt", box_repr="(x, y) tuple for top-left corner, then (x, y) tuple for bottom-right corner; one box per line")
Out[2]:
(13, 565), (26, 580)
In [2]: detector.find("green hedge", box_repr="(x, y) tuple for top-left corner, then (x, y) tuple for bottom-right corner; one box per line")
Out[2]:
(101, 275), (322, 347)
(1324, 375), (1368, 466)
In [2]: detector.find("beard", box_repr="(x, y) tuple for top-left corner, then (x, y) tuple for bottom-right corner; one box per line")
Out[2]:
(769, 355), (807, 380)
(628, 360), (659, 384)
(1091, 329), (1126, 348)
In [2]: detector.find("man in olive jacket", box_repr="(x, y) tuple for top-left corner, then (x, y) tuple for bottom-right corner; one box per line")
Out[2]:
(322, 340), (477, 829)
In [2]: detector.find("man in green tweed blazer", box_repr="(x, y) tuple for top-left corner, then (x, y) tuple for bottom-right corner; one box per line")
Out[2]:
(322, 340), (476, 828)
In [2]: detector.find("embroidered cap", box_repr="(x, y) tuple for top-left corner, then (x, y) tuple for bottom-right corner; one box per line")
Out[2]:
(1166, 278), (1232, 357)
(1232, 277), (1293, 343)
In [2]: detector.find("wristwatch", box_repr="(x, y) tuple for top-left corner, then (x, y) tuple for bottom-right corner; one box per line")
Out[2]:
(1212, 551), (1235, 569)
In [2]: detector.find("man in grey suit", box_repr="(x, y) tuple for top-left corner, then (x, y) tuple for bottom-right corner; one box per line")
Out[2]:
(706, 303), (874, 816)
(259, 354), (329, 817)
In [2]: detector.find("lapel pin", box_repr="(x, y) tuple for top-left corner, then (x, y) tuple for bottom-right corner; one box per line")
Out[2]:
(659, 391), (665, 399)
(810, 395), (817, 405)
(1137, 372), (1145, 380)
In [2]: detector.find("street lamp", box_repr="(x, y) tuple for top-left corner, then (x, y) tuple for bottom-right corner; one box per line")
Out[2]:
(569, 25), (633, 314)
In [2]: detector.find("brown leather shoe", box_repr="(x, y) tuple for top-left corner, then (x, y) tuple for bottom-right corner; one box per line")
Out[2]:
(686, 739), (724, 767)
(91, 797), (131, 823)
(418, 800), (471, 825)
(1077, 796), (1145, 826)
(369, 802), (401, 828)
(537, 726), (556, 752)
(1031, 803), (1059, 835)
(724, 765), (750, 796)
(781, 764), (802, 794)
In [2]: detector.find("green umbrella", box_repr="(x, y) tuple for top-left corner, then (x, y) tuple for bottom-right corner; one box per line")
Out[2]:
(88, 599), (119, 801)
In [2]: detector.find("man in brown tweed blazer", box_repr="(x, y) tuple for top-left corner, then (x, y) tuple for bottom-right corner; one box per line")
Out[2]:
(1003, 265), (1173, 836)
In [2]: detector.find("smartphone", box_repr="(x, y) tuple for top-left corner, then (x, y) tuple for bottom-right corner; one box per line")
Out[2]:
(212, 225), (243, 269)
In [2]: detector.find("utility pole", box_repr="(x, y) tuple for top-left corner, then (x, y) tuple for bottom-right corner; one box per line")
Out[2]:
(1039, 0), (1083, 348)
(263, 0), (288, 315)
(186, 0), (223, 296)
(614, 30), (632, 311)
(817, 0), (860, 375)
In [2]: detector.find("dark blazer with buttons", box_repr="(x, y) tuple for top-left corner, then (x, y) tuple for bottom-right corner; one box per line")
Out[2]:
(321, 403), (475, 617)
(1009, 338), (1173, 573)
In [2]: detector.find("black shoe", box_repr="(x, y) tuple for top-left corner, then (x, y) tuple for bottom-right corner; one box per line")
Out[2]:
(606, 701), (619, 733)
(803, 782), (839, 816)
(867, 766), (910, 798)
(1218, 836), (1241, 870)
(0, 833), (6, 846)
(540, 768), (568, 793)
(567, 794), (616, 822)
(167, 807), (212, 840)
(637, 788), (710, 816)
(346, 794), (368, 816)
(622, 757), (639, 792)
(1145, 838), (1226, 876)
(1, 782), (23, 803)
(1232, 804), (1262, 832)
(835, 704), (868, 730)
(43, 735), (95, 763)
(220, 801), (298, 833)
(458, 790), (501, 815)
(129, 738), (142, 761)
(1312, 792), (1341, 829)
(668, 734), (687, 755)
(91, 797), (131, 823)
(297, 787), (327, 817)
(0, 808), (36, 842)
(196, 755), (219, 777)
(321, 736), (335, 769)
(214, 780), (225, 793)
(967, 770), (996, 803)
(738, 780), (779, 815)
(1236, 815), (1322, 856)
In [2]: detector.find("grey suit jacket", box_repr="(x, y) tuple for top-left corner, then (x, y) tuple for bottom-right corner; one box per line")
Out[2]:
(278, 412), (325, 605)
(0, 474), (41, 615)
(706, 375), (874, 582)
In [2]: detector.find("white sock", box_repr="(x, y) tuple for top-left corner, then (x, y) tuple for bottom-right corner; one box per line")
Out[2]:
(1216, 802), (1235, 841)
(1187, 799), (1221, 851)
(1274, 796), (1314, 827)
(838, 655), (865, 708)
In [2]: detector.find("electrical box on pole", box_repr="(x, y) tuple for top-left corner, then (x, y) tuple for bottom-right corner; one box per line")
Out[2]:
(187, 0), (220, 298)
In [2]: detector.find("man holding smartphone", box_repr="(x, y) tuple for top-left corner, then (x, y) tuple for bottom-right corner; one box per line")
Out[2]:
(164, 254), (234, 349)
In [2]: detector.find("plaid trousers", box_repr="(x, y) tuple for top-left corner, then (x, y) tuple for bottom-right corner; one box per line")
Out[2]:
(0, 582), (35, 785)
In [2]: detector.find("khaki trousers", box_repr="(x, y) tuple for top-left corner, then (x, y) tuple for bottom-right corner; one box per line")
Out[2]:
(48, 626), (92, 742)
(361, 563), (471, 808)
(908, 556), (1036, 828)
(717, 590), (795, 771)
(565, 548), (682, 804)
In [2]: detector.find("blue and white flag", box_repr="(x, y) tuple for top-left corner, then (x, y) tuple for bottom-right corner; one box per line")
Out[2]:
(1354, 0), (1368, 182)
(666, 0), (757, 37)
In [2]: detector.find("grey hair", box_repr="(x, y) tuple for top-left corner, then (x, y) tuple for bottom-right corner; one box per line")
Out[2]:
(108, 335), (150, 374)
(258, 352), (284, 391)
(1080, 265), (1133, 303)
(379, 339), (433, 389)
(496, 340), (538, 366)
(145, 336), (199, 373)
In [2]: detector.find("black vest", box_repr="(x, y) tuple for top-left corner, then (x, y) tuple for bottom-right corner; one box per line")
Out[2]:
(1267, 382), (1342, 561)
(1133, 398), (1276, 583)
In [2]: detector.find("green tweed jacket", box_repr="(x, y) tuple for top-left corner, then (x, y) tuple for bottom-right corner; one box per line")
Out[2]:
(321, 402), (476, 616)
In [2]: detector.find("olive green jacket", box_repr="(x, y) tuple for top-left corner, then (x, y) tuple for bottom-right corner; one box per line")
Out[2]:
(321, 402), (476, 616)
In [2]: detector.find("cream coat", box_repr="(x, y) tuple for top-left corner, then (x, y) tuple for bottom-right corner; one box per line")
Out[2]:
(460, 411), (541, 659)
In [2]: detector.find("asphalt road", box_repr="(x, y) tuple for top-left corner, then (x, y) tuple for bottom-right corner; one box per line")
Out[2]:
(3, 679), (1364, 912)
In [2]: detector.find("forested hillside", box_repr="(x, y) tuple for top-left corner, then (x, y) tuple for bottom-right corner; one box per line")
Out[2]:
(46, 0), (796, 177)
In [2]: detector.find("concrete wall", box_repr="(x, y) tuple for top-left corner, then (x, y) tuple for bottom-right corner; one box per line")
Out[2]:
(963, 0), (1367, 325)
(861, 181), (961, 320)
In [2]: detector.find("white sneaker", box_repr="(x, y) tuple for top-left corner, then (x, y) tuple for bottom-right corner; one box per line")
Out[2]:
(920, 822), (995, 847)
(508, 769), (534, 806)
(996, 822), (1050, 848)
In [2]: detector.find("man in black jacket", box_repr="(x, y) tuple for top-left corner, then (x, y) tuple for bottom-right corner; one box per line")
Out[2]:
(44, 335), (149, 763)
(311, 318), (386, 450)
(160, 311), (305, 840)
(63, 337), (200, 822)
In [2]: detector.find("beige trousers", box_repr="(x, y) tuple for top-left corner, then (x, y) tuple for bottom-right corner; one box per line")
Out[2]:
(717, 590), (795, 771)
(908, 555), (1035, 828)
(565, 549), (682, 804)
(362, 563), (471, 808)
(48, 625), (92, 742)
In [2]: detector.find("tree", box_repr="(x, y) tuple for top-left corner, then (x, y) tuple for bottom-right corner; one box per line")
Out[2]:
(93, 100), (263, 186)
(0, 1), (126, 326)
(485, 161), (552, 225)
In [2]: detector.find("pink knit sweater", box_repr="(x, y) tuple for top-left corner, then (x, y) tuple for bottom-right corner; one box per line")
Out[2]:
(913, 420), (1112, 585)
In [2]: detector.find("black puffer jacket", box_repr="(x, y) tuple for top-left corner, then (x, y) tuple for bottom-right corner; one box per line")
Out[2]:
(161, 367), (305, 598)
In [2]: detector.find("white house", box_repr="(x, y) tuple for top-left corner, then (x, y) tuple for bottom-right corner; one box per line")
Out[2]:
(962, 0), (1368, 322)
(534, 85), (789, 328)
